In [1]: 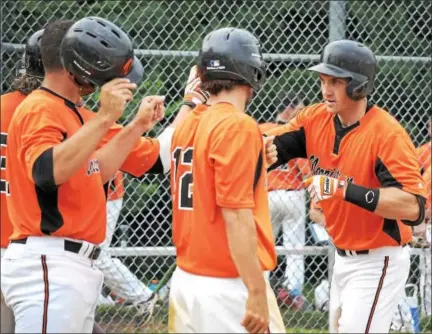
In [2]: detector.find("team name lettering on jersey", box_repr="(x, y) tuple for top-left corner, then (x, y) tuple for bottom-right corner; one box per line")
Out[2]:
(309, 155), (354, 183)
(87, 159), (100, 176)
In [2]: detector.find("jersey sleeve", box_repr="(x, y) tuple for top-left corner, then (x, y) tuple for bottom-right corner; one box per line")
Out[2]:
(376, 128), (427, 198)
(210, 116), (263, 209)
(264, 106), (312, 169)
(19, 106), (67, 182)
(100, 123), (162, 177)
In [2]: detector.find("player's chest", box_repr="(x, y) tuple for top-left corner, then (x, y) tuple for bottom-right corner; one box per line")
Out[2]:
(307, 123), (378, 184)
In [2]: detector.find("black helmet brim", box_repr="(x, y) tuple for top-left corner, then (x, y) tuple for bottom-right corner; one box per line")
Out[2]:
(124, 56), (144, 84)
(308, 63), (354, 79)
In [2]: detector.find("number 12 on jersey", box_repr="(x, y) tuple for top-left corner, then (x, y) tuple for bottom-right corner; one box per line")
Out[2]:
(172, 147), (194, 210)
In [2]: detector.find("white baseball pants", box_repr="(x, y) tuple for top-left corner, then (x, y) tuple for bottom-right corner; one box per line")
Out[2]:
(330, 245), (410, 333)
(168, 267), (285, 333)
(1, 248), (15, 334)
(1, 236), (103, 333)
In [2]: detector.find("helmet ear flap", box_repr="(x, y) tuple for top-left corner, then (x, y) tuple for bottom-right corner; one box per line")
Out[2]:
(347, 80), (369, 100)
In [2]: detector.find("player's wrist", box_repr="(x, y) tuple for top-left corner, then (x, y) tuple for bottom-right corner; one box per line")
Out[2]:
(334, 176), (348, 199)
(183, 89), (210, 109)
(344, 182), (380, 212)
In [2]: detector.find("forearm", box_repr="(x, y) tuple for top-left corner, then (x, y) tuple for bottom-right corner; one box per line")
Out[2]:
(375, 187), (421, 221)
(53, 115), (113, 185)
(222, 208), (266, 294)
(96, 120), (150, 183)
(168, 105), (192, 129)
(344, 183), (424, 223)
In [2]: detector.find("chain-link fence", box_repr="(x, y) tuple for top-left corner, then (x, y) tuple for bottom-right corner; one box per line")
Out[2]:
(1, 1), (432, 332)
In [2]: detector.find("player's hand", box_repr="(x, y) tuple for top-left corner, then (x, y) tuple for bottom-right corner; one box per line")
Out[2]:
(99, 78), (137, 122)
(241, 291), (269, 334)
(183, 65), (210, 108)
(133, 95), (166, 131)
(305, 175), (347, 203)
(310, 207), (326, 226)
(264, 136), (277, 168)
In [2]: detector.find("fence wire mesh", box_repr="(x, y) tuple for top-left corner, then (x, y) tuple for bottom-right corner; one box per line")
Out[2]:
(1, 0), (432, 333)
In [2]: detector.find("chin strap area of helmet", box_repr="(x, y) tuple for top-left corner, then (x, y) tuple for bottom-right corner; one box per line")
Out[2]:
(72, 75), (96, 96)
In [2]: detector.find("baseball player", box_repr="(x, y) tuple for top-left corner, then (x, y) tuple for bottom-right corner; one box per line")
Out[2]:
(259, 94), (310, 309)
(0, 17), (190, 333)
(1, 29), (107, 334)
(265, 40), (426, 332)
(168, 27), (285, 333)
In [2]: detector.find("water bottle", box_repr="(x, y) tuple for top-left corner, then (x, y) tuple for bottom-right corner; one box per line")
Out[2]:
(406, 284), (420, 333)
(149, 279), (159, 292)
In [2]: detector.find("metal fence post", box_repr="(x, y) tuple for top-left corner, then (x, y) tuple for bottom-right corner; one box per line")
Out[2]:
(329, 0), (347, 41)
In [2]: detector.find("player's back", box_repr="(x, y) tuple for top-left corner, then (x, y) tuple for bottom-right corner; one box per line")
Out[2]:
(170, 103), (276, 278)
(1, 91), (27, 248)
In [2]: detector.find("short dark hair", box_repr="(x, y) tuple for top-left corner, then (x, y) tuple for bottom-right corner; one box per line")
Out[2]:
(201, 79), (250, 96)
(40, 20), (75, 72)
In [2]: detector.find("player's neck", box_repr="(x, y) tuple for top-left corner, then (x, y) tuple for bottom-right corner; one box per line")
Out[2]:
(206, 90), (247, 113)
(42, 72), (81, 105)
(337, 98), (367, 127)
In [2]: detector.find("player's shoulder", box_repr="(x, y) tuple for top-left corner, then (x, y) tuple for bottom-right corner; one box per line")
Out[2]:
(204, 103), (260, 133)
(1, 91), (26, 114)
(301, 103), (328, 117)
(298, 103), (331, 124)
(368, 105), (408, 137)
(14, 89), (51, 113)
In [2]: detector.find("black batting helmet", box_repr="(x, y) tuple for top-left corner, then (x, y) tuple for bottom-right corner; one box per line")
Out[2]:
(197, 28), (266, 91)
(308, 40), (377, 100)
(18, 29), (45, 78)
(60, 17), (143, 87)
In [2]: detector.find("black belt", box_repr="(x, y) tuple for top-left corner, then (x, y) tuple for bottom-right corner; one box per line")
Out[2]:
(11, 238), (101, 260)
(336, 248), (369, 257)
(336, 243), (408, 257)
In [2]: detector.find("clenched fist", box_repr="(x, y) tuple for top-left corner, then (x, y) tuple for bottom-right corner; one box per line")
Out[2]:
(241, 290), (270, 334)
(133, 95), (166, 131)
(264, 136), (277, 168)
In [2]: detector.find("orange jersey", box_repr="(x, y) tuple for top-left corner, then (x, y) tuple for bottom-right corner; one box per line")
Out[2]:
(6, 88), (160, 245)
(259, 122), (310, 191)
(107, 171), (124, 201)
(266, 103), (427, 250)
(1, 91), (27, 248)
(416, 141), (431, 174)
(170, 103), (277, 277)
